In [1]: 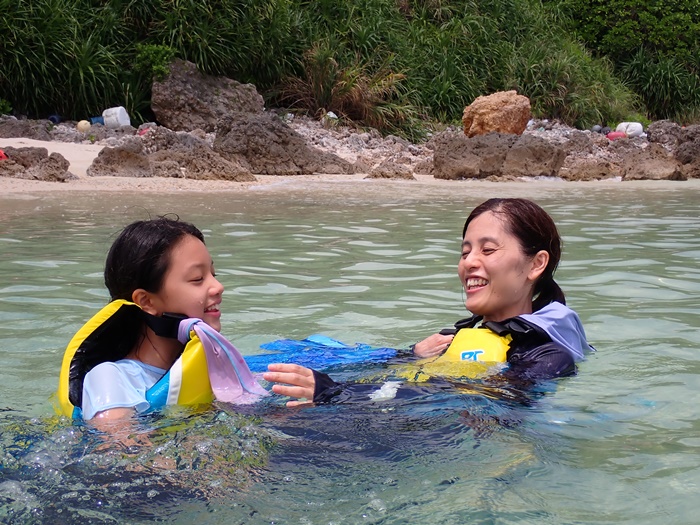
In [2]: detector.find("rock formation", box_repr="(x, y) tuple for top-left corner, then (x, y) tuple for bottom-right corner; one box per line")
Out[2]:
(213, 112), (353, 175)
(0, 146), (74, 181)
(152, 59), (265, 132)
(462, 91), (531, 138)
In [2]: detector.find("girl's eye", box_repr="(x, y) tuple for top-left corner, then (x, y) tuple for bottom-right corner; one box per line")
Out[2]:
(191, 277), (204, 283)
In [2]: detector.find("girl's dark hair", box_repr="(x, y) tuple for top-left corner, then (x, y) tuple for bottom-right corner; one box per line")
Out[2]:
(104, 216), (205, 301)
(462, 198), (565, 311)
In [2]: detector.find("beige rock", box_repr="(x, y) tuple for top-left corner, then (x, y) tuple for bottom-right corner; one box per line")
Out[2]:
(462, 91), (531, 138)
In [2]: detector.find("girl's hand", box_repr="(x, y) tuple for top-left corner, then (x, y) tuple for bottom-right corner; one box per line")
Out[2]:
(263, 363), (316, 407)
(412, 333), (454, 358)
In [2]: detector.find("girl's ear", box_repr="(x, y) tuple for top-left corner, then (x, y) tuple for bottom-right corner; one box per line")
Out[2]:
(132, 288), (159, 315)
(528, 250), (549, 281)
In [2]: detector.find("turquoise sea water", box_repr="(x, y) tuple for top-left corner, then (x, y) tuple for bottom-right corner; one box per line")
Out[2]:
(1, 180), (699, 523)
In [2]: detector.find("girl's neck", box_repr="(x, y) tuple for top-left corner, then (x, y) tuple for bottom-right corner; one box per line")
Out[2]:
(128, 328), (183, 370)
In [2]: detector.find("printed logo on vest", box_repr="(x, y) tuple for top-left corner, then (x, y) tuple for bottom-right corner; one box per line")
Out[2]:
(461, 349), (485, 361)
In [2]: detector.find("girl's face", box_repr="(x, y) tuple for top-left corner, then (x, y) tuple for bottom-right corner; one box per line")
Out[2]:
(147, 235), (224, 331)
(458, 211), (547, 322)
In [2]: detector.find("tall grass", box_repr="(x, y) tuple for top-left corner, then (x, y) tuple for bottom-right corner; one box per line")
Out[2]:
(277, 43), (422, 138)
(621, 49), (700, 122)
(1, 0), (643, 132)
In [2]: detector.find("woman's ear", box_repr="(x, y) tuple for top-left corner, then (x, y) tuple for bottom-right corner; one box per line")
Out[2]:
(132, 288), (159, 315)
(528, 250), (549, 281)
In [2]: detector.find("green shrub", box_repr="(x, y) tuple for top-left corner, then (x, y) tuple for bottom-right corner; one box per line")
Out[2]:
(277, 43), (423, 139)
(621, 48), (700, 121)
(134, 45), (176, 81)
(0, 98), (11, 115)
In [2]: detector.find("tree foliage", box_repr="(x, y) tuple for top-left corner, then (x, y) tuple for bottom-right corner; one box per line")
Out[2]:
(546, 0), (700, 120)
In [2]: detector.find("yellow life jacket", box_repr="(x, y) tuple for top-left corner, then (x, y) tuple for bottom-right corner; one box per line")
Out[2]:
(56, 300), (214, 419)
(393, 327), (511, 382)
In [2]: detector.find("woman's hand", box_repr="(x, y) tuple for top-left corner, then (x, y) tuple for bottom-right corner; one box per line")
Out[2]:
(413, 333), (454, 358)
(263, 363), (316, 407)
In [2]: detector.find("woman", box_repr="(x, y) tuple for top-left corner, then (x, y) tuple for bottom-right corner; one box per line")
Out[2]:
(263, 198), (593, 405)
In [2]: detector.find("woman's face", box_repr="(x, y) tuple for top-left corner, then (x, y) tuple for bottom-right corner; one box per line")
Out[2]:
(458, 211), (547, 322)
(147, 235), (224, 331)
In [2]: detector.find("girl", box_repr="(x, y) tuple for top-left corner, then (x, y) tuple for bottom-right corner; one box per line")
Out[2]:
(57, 217), (274, 422)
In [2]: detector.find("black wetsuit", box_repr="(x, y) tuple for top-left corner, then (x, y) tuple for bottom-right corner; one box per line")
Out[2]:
(311, 314), (577, 403)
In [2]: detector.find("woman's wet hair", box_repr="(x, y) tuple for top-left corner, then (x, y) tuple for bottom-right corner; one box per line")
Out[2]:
(462, 198), (565, 311)
(104, 216), (205, 301)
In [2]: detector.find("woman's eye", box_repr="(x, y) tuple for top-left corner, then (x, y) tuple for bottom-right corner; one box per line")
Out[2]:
(482, 248), (496, 255)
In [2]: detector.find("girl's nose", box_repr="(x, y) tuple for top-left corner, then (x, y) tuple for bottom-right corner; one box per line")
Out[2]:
(211, 276), (224, 296)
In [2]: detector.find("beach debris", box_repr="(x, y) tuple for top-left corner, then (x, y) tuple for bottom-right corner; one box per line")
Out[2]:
(606, 131), (627, 141)
(102, 106), (131, 128)
(76, 120), (91, 133)
(48, 114), (61, 124)
(616, 122), (644, 138)
(0, 149), (6, 160)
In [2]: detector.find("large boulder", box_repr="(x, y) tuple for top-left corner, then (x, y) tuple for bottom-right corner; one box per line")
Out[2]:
(646, 120), (683, 148)
(87, 140), (152, 177)
(149, 145), (254, 181)
(621, 143), (685, 181)
(502, 134), (566, 178)
(0, 146), (74, 181)
(462, 91), (531, 138)
(152, 59), (265, 132)
(213, 112), (354, 175)
(432, 130), (566, 180)
(365, 158), (415, 180)
(0, 118), (52, 141)
(559, 159), (619, 181)
(672, 125), (700, 178)
(88, 127), (255, 181)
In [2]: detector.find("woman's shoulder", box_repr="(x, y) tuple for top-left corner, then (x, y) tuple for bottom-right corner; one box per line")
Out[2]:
(518, 301), (592, 361)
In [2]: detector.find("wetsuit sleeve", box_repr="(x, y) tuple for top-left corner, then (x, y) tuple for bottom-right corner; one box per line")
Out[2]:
(312, 370), (343, 403)
(505, 341), (576, 381)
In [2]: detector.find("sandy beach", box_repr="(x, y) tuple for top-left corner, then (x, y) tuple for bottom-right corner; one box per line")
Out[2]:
(2, 136), (700, 198)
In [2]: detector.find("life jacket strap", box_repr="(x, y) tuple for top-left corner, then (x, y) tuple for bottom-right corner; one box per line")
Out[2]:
(142, 311), (187, 339)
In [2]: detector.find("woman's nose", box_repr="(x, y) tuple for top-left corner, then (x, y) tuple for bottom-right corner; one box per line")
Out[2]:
(461, 251), (479, 269)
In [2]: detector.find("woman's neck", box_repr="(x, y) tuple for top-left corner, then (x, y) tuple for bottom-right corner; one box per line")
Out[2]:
(127, 328), (183, 370)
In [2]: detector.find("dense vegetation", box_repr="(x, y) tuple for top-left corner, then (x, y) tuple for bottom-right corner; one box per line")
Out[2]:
(1, 0), (697, 137)
(546, 0), (700, 123)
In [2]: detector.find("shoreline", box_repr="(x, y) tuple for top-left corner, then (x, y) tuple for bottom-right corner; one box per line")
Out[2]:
(2, 137), (700, 196)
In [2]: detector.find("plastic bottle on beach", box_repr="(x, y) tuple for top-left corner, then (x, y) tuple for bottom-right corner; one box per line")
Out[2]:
(102, 106), (131, 128)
